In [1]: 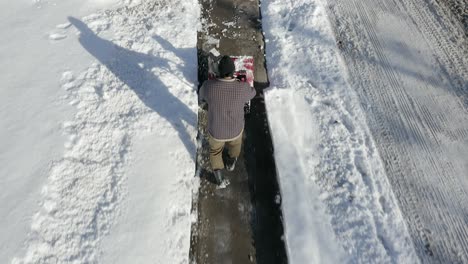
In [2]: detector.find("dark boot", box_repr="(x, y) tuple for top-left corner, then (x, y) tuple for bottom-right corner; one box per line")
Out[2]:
(213, 170), (224, 185)
(225, 157), (238, 172)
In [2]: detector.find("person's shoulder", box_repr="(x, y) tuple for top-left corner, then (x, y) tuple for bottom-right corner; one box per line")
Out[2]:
(240, 81), (251, 89)
(231, 79), (248, 86)
(204, 79), (216, 84)
(203, 79), (218, 86)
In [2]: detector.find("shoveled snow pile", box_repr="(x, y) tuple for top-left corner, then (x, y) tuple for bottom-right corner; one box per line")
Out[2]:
(262, 0), (419, 263)
(6, 0), (200, 263)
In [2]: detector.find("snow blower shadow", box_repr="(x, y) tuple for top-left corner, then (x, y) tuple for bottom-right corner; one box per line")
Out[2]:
(69, 17), (196, 160)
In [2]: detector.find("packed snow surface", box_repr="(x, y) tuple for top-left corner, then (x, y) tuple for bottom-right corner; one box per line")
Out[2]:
(327, 0), (468, 261)
(262, 0), (419, 263)
(3, 0), (199, 263)
(1, 0), (124, 262)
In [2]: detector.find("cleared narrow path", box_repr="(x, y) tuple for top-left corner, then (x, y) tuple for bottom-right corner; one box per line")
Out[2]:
(190, 0), (287, 263)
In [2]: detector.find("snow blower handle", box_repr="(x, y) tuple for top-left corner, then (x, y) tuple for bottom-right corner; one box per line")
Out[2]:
(235, 74), (247, 82)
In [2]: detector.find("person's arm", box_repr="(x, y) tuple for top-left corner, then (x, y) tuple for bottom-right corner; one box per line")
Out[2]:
(245, 83), (256, 101)
(198, 82), (207, 105)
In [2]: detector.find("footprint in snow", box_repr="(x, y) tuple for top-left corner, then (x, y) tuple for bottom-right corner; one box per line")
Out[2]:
(49, 22), (73, 41)
(61, 71), (74, 82)
(56, 22), (72, 29)
(49, 33), (67, 41)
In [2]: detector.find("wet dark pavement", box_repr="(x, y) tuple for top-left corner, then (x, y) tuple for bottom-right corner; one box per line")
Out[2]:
(190, 0), (288, 263)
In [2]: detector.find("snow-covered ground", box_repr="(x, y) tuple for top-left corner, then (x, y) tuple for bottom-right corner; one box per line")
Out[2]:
(326, 0), (468, 261)
(1, 0), (120, 262)
(262, 0), (419, 263)
(2, 0), (466, 263)
(2, 0), (199, 263)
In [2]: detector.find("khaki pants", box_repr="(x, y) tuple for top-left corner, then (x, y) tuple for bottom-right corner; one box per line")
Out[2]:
(208, 132), (243, 170)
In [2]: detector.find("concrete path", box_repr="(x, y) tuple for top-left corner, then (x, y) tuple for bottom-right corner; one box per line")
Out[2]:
(190, 0), (288, 263)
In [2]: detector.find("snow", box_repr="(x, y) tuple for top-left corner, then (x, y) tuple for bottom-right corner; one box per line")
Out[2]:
(327, 0), (468, 261)
(262, 0), (419, 263)
(266, 90), (345, 263)
(2, 0), (463, 262)
(3, 0), (199, 263)
(0, 1), (110, 263)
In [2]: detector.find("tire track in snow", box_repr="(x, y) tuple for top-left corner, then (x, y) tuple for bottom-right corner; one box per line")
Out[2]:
(394, 0), (468, 101)
(360, 3), (468, 256)
(263, 0), (419, 262)
(328, 0), (468, 262)
(377, 2), (468, 259)
(343, 5), (439, 258)
(336, 1), (432, 260)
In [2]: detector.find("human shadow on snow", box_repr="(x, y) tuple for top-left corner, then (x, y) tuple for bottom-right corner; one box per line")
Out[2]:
(69, 17), (197, 161)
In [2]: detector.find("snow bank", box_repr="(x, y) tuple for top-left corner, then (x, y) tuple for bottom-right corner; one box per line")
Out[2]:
(262, 0), (419, 263)
(266, 90), (345, 263)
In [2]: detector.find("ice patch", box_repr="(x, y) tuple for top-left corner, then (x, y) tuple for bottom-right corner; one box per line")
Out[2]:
(205, 35), (219, 47)
(216, 179), (230, 189)
(222, 21), (236, 27)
